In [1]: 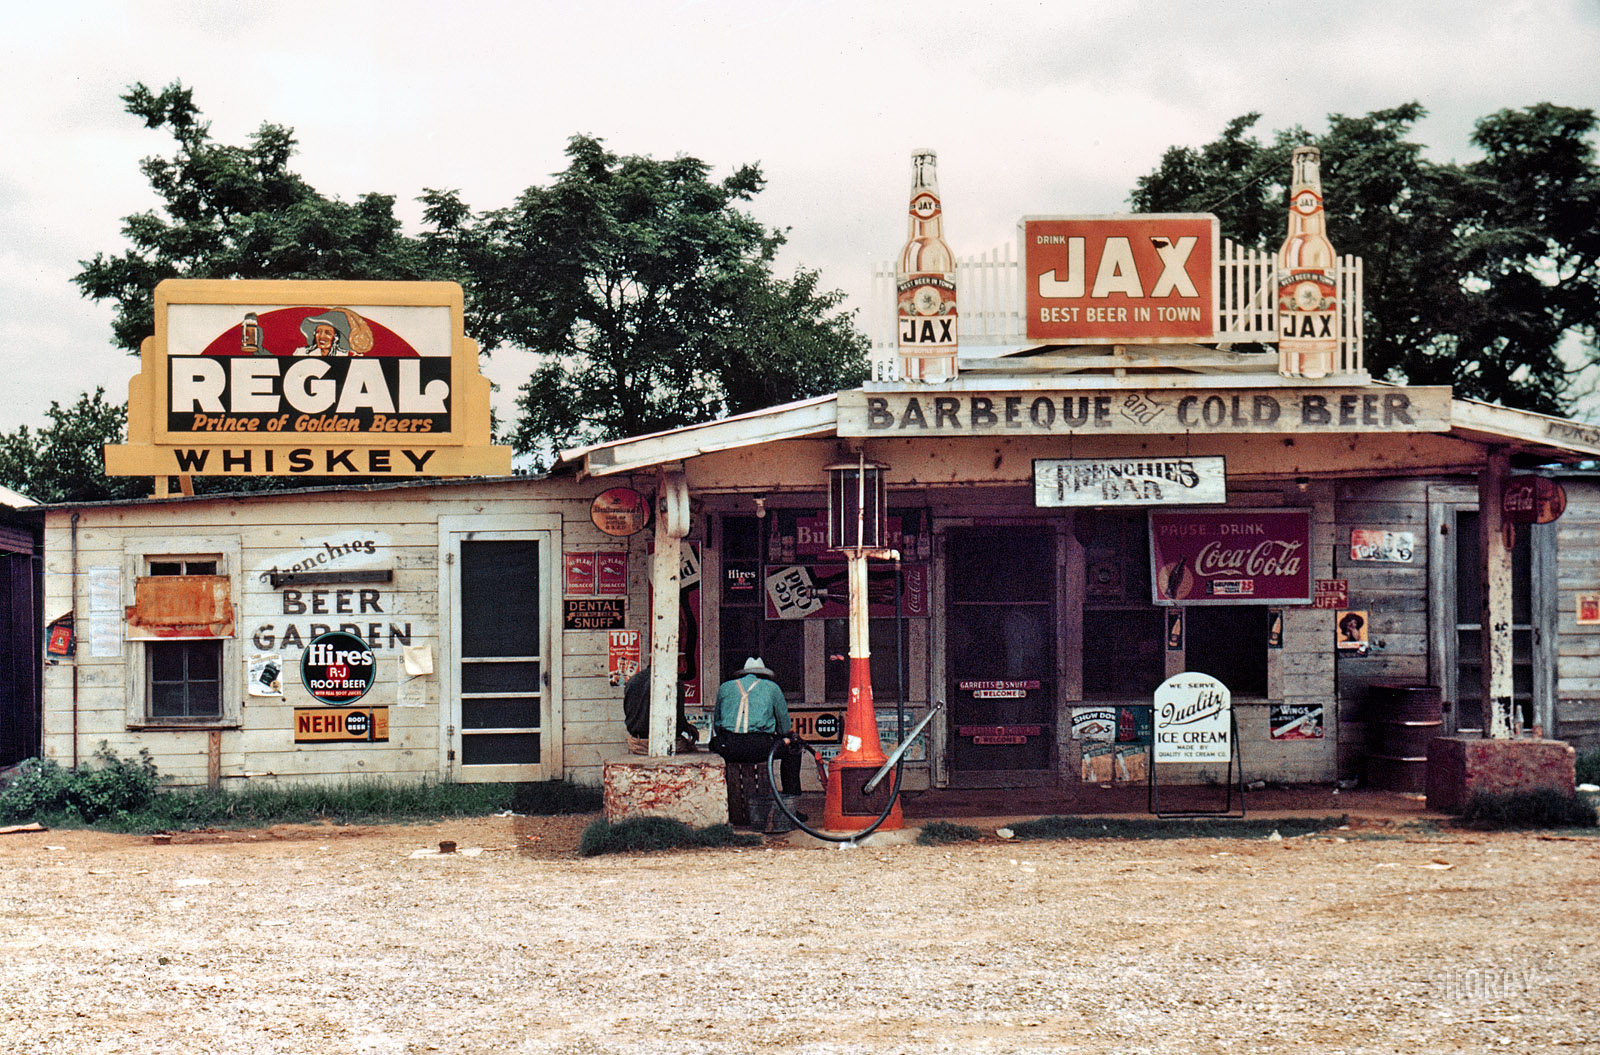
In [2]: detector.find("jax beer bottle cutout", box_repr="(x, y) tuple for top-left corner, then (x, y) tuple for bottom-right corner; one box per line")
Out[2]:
(896, 149), (958, 382)
(1277, 146), (1338, 379)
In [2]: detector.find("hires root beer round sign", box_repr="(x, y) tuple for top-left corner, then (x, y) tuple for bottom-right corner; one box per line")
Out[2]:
(301, 631), (376, 704)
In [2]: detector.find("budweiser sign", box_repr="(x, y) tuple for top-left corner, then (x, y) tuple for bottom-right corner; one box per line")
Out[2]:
(1149, 509), (1312, 605)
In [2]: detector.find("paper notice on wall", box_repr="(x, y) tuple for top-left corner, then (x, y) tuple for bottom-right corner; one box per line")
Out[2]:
(248, 652), (283, 696)
(398, 667), (426, 708)
(402, 645), (434, 676)
(88, 566), (122, 658)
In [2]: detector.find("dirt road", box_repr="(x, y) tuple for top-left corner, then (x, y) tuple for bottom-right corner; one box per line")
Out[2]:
(0, 814), (1595, 1054)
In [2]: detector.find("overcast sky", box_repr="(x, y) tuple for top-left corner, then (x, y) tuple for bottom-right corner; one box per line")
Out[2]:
(2, 0), (1597, 431)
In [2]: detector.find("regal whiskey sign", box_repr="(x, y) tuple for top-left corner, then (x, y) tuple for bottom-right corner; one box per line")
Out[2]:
(105, 280), (512, 478)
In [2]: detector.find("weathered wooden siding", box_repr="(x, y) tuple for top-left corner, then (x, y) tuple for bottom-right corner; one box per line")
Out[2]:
(1553, 476), (1600, 753)
(1333, 477), (1435, 777)
(40, 478), (659, 789)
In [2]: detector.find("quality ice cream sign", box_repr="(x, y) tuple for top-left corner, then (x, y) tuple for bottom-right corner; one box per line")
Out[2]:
(1153, 672), (1232, 764)
(105, 280), (511, 477)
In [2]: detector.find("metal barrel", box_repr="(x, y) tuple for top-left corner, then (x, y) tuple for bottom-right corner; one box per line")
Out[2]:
(1364, 684), (1443, 792)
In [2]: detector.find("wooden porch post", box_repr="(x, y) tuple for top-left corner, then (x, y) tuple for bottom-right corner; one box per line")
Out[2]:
(1477, 446), (1514, 738)
(648, 470), (689, 757)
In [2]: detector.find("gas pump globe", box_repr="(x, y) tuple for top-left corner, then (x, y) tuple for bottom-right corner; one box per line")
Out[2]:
(822, 455), (904, 831)
(827, 457), (889, 552)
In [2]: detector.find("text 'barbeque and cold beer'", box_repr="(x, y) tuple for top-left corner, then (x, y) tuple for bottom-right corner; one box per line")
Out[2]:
(837, 387), (1452, 437)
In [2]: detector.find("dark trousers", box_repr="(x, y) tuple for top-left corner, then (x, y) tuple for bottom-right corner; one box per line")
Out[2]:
(713, 730), (802, 795)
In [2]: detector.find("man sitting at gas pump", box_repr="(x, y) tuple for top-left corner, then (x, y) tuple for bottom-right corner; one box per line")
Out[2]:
(711, 657), (806, 822)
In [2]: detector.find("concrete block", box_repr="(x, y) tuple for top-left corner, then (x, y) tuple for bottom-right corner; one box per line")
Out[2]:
(602, 753), (729, 827)
(1425, 737), (1577, 813)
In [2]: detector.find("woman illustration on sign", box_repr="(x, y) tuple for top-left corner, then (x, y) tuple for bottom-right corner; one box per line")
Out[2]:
(1337, 610), (1369, 655)
(294, 308), (374, 357)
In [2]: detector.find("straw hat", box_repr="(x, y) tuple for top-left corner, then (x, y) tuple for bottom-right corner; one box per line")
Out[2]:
(739, 657), (775, 678)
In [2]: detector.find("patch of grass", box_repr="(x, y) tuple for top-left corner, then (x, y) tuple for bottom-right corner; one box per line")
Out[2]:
(1459, 789), (1598, 831)
(1004, 815), (1348, 841)
(0, 746), (159, 825)
(1576, 749), (1600, 787)
(916, 821), (985, 845)
(577, 817), (762, 856)
(0, 749), (600, 833)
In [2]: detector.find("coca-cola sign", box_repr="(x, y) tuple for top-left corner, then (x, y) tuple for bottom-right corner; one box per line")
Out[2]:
(1149, 509), (1312, 605)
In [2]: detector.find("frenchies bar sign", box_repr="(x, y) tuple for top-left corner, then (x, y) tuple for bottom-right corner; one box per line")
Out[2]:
(1023, 215), (1219, 344)
(1148, 509), (1312, 605)
(105, 279), (512, 477)
(1034, 457), (1226, 507)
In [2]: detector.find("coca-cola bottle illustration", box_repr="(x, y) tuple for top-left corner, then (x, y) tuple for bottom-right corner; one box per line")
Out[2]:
(1277, 146), (1338, 379)
(896, 149), (958, 383)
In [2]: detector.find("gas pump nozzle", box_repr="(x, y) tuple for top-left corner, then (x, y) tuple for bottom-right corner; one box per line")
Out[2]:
(861, 702), (944, 796)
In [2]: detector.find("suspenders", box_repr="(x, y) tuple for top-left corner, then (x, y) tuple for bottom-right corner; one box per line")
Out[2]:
(733, 678), (754, 733)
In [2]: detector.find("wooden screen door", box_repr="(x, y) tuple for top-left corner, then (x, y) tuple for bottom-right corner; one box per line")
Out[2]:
(945, 525), (1056, 784)
(440, 516), (561, 782)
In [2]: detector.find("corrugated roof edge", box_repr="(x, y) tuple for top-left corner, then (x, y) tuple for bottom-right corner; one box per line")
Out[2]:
(32, 472), (547, 512)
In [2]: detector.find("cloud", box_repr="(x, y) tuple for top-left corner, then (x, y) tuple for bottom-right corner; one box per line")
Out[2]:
(2, 0), (1596, 427)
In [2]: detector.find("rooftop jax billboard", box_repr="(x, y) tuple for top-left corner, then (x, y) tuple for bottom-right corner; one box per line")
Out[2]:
(1022, 215), (1219, 344)
(105, 280), (512, 478)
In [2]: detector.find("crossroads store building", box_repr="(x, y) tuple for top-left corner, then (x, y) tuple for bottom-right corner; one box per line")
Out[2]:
(30, 261), (1600, 797)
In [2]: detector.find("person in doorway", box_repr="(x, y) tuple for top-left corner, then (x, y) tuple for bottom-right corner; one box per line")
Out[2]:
(711, 657), (805, 819)
(622, 665), (699, 755)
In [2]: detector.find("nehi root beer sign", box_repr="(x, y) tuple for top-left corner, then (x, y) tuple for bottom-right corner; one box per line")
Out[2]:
(105, 279), (511, 477)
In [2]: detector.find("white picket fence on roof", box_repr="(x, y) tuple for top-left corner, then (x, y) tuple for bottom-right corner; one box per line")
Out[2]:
(869, 239), (1364, 381)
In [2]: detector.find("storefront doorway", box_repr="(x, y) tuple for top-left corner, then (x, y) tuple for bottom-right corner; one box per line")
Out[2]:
(439, 514), (562, 782)
(945, 525), (1056, 786)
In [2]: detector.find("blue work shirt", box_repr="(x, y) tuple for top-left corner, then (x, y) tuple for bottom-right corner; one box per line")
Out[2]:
(713, 674), (790, 735)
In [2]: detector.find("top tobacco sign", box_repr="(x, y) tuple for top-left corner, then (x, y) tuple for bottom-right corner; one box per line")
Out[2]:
(105, 280), (512, 478)
(1022, 215), (1219, 344)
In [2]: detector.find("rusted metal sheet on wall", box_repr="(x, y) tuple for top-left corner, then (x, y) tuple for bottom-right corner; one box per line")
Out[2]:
(124, 575), (234, 639)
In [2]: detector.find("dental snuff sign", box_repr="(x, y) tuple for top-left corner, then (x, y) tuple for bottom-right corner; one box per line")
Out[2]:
(1153, 672), (1232, 764)
(1023, 215), (1218, 343)
(105, 280), (512, 478)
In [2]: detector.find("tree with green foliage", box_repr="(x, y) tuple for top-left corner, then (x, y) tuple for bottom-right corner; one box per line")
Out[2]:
(0, 389), (147, 504)
(1130, 102), (1600, 415)
(75, 82), (437, 354)
(425, 135), (868, 459)
(74, 85), (868, 478)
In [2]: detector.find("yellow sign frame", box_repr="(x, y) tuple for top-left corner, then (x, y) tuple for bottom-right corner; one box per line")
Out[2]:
(105, 279), (512, 478)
